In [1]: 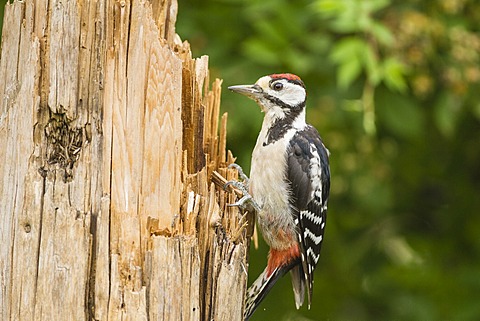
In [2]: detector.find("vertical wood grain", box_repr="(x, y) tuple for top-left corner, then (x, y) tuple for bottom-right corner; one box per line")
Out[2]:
(0, 0), (251, 320)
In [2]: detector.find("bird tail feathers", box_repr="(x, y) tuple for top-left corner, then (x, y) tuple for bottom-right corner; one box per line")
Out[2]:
(290, 264), (306, 309)
(244, 259), (299, 321)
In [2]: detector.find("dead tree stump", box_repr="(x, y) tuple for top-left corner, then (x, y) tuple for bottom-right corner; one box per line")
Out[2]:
(0, 0), (250, 320)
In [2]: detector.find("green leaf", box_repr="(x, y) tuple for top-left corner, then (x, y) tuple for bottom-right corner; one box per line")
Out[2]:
(363, 0), (391, 13)
(364, 46), (382, 86)
(338, 58), (362, 89)
(376, 90), (424, 139)
(314, 0), (347, 17)
(331, 3), (362, 32)
(330, 38), (366, 88)
(283, 48), (311, 74)
(330, 37), (365, 63)
(370, 21), (394, 46)
(382, 57), (408, 93)
(434, 92), (461, 138)
(254, 20), (288, 47)
(242, 39), (278, 65)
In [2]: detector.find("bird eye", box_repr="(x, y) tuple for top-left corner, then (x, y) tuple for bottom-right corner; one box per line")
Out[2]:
(272, 82), (283, 91)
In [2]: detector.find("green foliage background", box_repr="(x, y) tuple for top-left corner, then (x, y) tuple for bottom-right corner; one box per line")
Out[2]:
(2, 0), (480, 320)
(177, 0), (480, 320)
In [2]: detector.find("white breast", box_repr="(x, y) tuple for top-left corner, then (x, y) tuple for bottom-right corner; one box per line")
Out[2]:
(249, 123), (298, 250)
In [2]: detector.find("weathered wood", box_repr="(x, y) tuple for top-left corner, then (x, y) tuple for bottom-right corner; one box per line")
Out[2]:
(0, 0), (251, 320)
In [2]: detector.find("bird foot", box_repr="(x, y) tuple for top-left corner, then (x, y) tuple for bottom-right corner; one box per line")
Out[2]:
(228, 163), (250, 185)
(224, 164), (260, 213)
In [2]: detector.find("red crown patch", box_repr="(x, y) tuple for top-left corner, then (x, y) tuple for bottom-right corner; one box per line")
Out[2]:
(270, 73), (302, 81)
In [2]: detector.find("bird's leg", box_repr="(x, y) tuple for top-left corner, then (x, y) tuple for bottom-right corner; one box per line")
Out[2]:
(224, 164), (261, 213)
(225, 181), (261, 212)
(228, 163), (250, 185)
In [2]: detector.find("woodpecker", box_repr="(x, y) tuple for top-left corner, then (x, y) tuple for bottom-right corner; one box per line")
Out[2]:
(228, 74), (330, 320)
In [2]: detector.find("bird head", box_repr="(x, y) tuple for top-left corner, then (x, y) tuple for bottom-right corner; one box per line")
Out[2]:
(228, 74), (307, 117)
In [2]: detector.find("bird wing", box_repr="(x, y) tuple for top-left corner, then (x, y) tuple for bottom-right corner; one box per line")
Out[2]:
(286, 125), (330, 305)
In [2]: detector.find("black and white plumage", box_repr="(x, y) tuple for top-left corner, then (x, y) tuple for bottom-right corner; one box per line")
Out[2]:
(287, 126), (330, 305)
(228, 74), (330, 320)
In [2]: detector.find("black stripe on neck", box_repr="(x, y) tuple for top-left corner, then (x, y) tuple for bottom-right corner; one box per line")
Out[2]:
(263, 103), (304, 146)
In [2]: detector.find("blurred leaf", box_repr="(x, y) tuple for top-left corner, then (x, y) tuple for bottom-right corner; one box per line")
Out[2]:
(343, 99), (363, 112)
(382, 57), (408, 93)
(382, 236), (423, 266)
(315, 0), (362, 33)
(337, 59), (362, 89)
(314, 0), (347, 17)
(357, 12), (374, 32)
(331, 8), (361, 32)
(473, 102), (480, 121)
(434, 92), (461, 138)
(364, 46), (382, 86)
(330, 37), (363, 62)
(376, 91), (423, 139)
(254, 19), (288, 47)
(364, 0), (391, 12)
(330, 38), (366, 88)
(370, 21), (394, 46)
(242, 39), (278, 65)
(283, 48), (311, 74)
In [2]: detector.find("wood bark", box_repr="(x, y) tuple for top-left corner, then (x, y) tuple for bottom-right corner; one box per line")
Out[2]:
(0, 0), (250, 320)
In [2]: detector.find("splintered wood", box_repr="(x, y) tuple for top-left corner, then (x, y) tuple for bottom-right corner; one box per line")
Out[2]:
(0, 0), (250, 320)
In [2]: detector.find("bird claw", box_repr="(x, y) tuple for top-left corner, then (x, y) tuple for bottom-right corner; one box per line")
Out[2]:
(228, 194), (261, 213)
(228, 163), (250, 185)
(224, 164), (260, 213)
(224, 180), (248, 195)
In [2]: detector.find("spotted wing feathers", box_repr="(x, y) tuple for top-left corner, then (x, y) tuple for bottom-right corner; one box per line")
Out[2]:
(287, 125), (330, 306)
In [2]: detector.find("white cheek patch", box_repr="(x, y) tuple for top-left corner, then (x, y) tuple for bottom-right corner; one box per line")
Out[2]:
(267, 80), (306, 107)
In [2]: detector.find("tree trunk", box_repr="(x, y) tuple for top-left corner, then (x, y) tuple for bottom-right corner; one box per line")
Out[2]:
(0, 0), (250, 320)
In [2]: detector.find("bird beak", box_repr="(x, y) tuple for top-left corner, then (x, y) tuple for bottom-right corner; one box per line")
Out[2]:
(228, 84), (263, 98)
